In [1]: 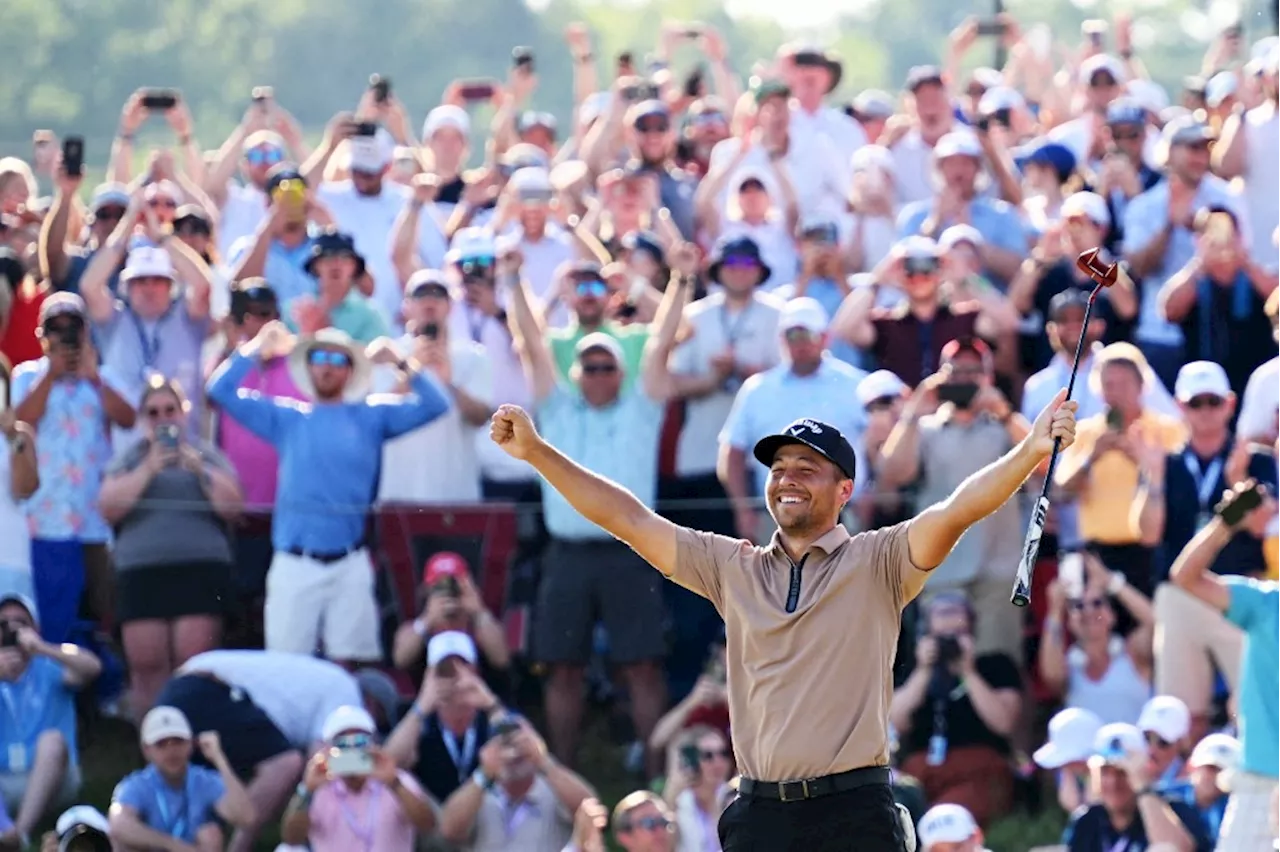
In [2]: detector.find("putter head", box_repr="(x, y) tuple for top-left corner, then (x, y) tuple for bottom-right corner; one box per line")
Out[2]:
(1075, 248), (1129, 289)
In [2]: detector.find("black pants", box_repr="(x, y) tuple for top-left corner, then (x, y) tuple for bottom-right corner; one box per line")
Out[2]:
(719, 784), (909, 851)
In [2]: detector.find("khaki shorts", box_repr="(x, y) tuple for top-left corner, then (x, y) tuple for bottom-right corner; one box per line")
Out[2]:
(0, 763), (83, 817)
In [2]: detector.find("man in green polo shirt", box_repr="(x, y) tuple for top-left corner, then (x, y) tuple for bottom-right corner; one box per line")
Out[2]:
(285, 229), (389, 344)
(547, 260), (649, 389)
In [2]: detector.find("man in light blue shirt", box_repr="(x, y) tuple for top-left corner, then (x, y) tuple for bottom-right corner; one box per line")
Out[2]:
(207, 322), (448, 664)
(719, 297), (868, 541)
(1167, 480), (1277, 851)
(1121, 115), (1250, 388)
(226, 165), (320, 307)
(504, 246), (690, 768)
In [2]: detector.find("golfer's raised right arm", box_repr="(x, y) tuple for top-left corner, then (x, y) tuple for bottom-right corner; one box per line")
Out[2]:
(526, 439), (679, 575)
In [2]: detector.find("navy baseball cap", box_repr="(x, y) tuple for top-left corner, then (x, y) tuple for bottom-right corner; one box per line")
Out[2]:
(753, 418), (857, 481)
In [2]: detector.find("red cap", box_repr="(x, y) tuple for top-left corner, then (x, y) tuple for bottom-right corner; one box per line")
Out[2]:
(423, 552), (469, 587)
(940, 337), (993, 370)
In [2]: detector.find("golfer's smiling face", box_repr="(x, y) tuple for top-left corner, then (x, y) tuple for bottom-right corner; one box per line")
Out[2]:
(765, 445), (851, 534)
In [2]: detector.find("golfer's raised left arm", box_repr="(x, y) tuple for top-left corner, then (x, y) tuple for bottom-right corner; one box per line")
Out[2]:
(907, 389), (1075, 570)
(525, 440), (679, 575)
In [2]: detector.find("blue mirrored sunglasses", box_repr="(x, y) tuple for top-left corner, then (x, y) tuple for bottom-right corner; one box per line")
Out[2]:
(575, 280), (608, 298)
(246, 147), (285, 167)
(307, 349), (353, 368)
(333, 732), (373, 749)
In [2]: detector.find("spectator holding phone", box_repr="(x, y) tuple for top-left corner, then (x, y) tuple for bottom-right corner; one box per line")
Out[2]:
(11, 293), (135, 642)
(281, 705), (436, 851)
(227, 165), (328, 306)
(99, 375), (243, 716)
(109, 707), (255, 852)
(284, 229), (387, 344)
(1167, 479), (1278, 851)
(392, 553), (509, 673)
(662, 726), (732, 852)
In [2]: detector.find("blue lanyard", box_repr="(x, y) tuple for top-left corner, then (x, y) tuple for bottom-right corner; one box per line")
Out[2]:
(152, 768), (194, 841)
(337, 785), (380, 850)
(0, 677), (39, 745)
(1183, 450), (1224, 512)
(128, 304), (175, 374)
(441, 725), (477, 784)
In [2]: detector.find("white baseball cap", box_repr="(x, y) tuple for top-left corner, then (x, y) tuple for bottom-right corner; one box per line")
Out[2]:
(1126, 78), (1169, 114)
(977, 85), (1025, 116)
(778, 297), (829, 335)
(1174, 361), (1231, 402)
(896, 235), (940, 260)
(509, 166), (553, 193)
(426, 630), (478, 667)
(857, 370), (908, 407)
(445, 227), (498, 265)
(140, 706), (193, 746)
(1079, 54), (1127, 86)
(56, 805), (110, 838)
(1188, 732), (1241, 770)
(1034, 707), (1104, 769)
(1138, 695), (1192, 743)
(851, 144), (895, 177)
(917, 803), (979, 848)
(1061, 191), (1111, 229)
(939, 224), (984, 251)
(321, 704), (377, 742)
(933, 130), (983, 160)
(120, 246), (176, 283)
(1089, 722), (1148, 767)
(422, 105), (471, 140)
(1205, 71), (1239, 108)
(348, 130), (395, 174)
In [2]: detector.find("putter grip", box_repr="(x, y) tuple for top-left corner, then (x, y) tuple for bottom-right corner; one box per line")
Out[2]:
(1012, 495), (1051, 607)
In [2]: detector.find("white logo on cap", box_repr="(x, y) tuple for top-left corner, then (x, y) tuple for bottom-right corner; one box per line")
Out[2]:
(790, 419), (824, 436)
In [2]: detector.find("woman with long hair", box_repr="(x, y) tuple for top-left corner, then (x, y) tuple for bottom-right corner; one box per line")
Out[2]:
(99, 375), (243, 716)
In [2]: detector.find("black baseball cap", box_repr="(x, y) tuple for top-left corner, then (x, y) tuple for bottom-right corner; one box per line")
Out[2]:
(753, 418), (857, 481)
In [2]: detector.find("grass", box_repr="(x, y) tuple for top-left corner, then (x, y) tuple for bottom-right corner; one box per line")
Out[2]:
(69, 707), (1067, 852)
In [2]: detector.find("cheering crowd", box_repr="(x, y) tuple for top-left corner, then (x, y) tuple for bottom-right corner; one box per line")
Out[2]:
(0, 11), (1278, 852)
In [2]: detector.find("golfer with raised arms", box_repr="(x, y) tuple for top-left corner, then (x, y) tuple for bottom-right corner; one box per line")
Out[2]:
(490, 388), (1077, 851)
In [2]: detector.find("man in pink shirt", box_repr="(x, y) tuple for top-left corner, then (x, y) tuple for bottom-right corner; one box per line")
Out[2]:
(281, 705), (438, 851)
(206, 279), (306, 645)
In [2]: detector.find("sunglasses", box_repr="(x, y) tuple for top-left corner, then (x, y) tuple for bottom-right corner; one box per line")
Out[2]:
(1145, 732), (1175, 749)
(1090, 75), (1119, 88)
(146, 404), (179, 418)
(866, 395), (899, 412)
(1068, 597), (1109, 612)
(692, 111), (726, 127)
(700, 748), (730, 760)
(333, 732), (373, 749)
(246, 147), (285, 167)
(237, 307), (278, 321)
(783, 328), (819, 344)
(458, 257), (495, 277)
(95, 206), (127, 221)
(629, 816), (672, 831)
(635, 119), (670, 134)
(1111, 128), (1143, 141)
(722, 255), (761, 270)
(575, 280), (609, 298)
(1187, 395), (1225, 410)
(802, 224), (839, 245)
(903, 258), (940, 277)
(580, 362), (618, 375)
(307, 349), (353, 368)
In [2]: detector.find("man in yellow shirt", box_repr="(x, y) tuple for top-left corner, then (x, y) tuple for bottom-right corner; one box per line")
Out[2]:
(1056, 343), (1186, 602)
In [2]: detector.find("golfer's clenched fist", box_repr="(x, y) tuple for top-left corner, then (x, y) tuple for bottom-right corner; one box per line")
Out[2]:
(490, 404), (542, 460)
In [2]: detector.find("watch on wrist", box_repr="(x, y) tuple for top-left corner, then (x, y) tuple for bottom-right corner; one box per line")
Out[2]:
(294, 782), (314, 806)
(1107, 571), (1126, 595)
(471, 767), (494, 790)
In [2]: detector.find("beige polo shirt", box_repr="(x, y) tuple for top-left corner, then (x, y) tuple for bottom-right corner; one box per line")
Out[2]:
(671, 521), (927, 782)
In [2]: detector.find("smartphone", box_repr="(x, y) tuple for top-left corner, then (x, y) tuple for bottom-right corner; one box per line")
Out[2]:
(457, 80), (497, 102)
(679, 743), (701, 773)
(420, 322), (440, 341)
(140, 88), (180, 111)
(1059, 552), (1085, 599)
(1218, 482), (1267, 526)
(273, 179), (306, 216)
(1105, 406), (1125, 432)
(62, 136), (84, 178)
(937, 382), (979, 408)
(433, 575), (460, 597)
(155, 424), (181, 450)
(617, 51), (635, 75)
(369, 74), (391, 103)
(512, 46), (535, 71)
(353, 121), (379, 137)
(621, 82), (660, 102)
(976, 18), (1008, 36)
(251, 86), (274, 103)
(493, 718), (521, 739)
(327, 747), (374, 777)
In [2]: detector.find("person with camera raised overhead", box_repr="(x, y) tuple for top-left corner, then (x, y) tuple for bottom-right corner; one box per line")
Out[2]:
(109, 706), (255, 852)
(11, 293), (136, 643)
(0, 592), (101, 852)
(227, 164), (333, 306)
(662, 725), (734, 852)
(281, 705), (436, 851)
(375, 268), (493, 505)
(98, 374), (243, 718)
(391, 552), (509, 674)
(877, 337), (1031, 666)
(1166, 477), (1278, 852)
(888, 592), (1022, 828)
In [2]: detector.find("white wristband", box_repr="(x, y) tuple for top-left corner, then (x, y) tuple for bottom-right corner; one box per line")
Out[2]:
(412, 617), (428, 639)
(1107, 571), (1126, 595)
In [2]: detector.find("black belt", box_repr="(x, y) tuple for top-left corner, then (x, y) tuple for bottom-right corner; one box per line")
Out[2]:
(738, 766), (890, 802)
(283, 541), (364, 564)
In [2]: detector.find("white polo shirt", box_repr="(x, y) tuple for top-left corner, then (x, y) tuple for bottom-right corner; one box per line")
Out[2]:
(669, 292), (784, 477)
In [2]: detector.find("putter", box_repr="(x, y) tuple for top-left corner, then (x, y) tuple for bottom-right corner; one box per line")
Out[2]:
(1011, 248), (1120, 607)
